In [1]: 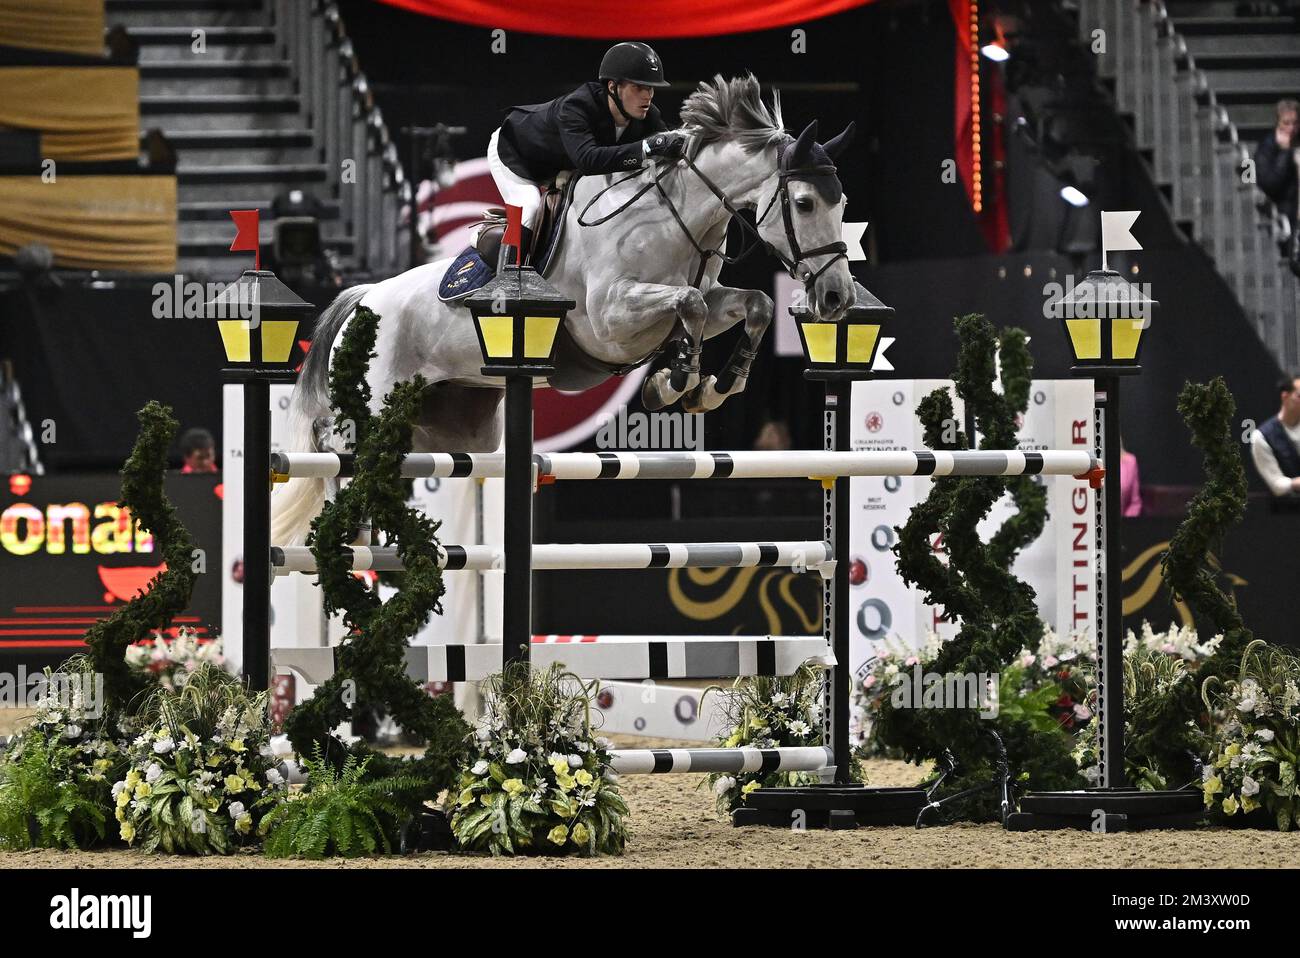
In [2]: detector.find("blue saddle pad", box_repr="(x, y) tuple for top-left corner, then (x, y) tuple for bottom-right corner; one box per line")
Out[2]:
(438, 247), (493, 302)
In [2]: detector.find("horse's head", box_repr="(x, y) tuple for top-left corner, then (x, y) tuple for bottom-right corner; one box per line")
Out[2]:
(756, 119), (856, 322)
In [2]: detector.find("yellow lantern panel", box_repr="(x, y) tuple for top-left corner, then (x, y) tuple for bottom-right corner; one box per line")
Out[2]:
(260, 320), (300, 364)
(1110, 318), (1144, 360)
(217, 320), (251, 363)
(801, 322), (838, 364)
(846, 324), (880, 365)
(478, 315), (514, 358)
(1065, 318), (1101, 360)
(523, 315), (561, 359)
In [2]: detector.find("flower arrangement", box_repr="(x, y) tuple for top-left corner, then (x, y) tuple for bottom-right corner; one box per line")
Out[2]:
(1071, 646), (1207, 790)
(125, 630), (226, 691)
(705, 663), (854, 815)
(0, 656), (128, 849)
(1201, 641), (1300, 830)
(449, 663), (629, 856)
(114, 664), (286, 854)
(257, 744), (425, 858)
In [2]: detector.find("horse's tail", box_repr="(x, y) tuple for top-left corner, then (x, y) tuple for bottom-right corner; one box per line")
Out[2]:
(270, 284), (372, 546)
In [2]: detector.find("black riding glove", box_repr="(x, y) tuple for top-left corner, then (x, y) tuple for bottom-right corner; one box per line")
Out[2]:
(644, 132), (687, 161)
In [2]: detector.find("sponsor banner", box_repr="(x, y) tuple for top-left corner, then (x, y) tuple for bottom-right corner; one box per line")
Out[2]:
(0, 472), (221, 674)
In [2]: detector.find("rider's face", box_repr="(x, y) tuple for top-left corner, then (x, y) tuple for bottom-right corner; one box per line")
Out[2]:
(614, 81), (654, 119)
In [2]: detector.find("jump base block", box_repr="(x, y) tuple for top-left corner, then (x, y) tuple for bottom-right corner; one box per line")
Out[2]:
(731, 784), (929, 829)
(1005, 787), (1205, 832)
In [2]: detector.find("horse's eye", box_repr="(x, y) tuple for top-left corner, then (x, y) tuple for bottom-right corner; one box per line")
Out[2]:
(795, 197), (814, 213)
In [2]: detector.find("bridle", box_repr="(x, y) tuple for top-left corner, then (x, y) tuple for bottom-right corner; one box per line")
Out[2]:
(577, 137), (848, 290)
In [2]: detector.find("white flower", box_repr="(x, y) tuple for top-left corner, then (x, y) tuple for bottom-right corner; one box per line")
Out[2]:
(153, 736), (175, 755)
(1241, 776), (1260, 797)
(573, 741), (590, 753)
(1255, 729), (1275, 742)
(111, 781), (126, 798)
(505, 748), (527, 764)
(789, 720), (812, 737)
(475, 726), (492, 742)
(567, 754), (583, 768)
(1237, 698), (1256, 715)
(713, 776), (736, 796)
(470, 759), (489, 776)
(62, 724), (82, 739)
(1043, 655), (1059, 668)
(265, 768), (284, 786)
(1073, 704), (1092, 721)
(596, 737), (613, 750)
(190, 816), (206, 834)
(145, 763), (162, 783)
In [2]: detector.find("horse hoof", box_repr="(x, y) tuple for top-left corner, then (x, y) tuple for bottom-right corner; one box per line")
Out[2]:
(682, 375), (728, 413)
(641, 370), (680, 411)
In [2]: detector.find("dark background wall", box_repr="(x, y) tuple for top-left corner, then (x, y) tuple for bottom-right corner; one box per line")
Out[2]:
(0, 0), (1281, 489)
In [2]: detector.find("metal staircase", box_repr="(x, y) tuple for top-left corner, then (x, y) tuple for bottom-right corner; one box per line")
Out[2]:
(1075, 0), (1300, 370)
(107, 0), (408, 279)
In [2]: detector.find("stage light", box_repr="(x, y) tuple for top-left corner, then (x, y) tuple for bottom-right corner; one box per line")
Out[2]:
(981, 43), (1010, 62)
(1060, 185), (1090, 207)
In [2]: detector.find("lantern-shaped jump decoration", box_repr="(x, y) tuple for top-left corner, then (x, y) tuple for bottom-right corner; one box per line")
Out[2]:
(208, 269), (315, 380)
(1054, 268), (1156, 376)
(794, 280), (894, 381)
(464, 265), (575, 377)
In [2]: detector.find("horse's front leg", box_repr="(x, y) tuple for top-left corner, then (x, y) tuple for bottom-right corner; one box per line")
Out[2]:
(681, 285), (774, 413)
(599, 280), (708, 411)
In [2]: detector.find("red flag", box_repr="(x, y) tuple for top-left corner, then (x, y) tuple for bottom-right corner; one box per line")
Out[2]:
(229, 209), (261, 270)
(503, 204), (523, 266)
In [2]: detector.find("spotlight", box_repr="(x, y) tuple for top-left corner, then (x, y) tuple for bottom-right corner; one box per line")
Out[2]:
(981, 43), (1010, 62)
(1060, 185), (1089, 207)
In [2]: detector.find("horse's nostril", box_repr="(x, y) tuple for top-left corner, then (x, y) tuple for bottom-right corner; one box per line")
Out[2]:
(823, 291), (842, 311)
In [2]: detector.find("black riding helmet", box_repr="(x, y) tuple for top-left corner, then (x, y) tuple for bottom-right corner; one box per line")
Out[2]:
(599, 42), (669, 123)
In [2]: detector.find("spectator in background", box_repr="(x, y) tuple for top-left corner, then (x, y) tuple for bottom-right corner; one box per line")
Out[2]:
(1120, 439), (1142, 517)
(1250, 373), (1300, 498)
(179, 428), (217, 474)
(1256, 99), (1298, 231)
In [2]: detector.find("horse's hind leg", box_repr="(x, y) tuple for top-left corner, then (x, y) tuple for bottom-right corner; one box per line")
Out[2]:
(682, 286), (774, 413)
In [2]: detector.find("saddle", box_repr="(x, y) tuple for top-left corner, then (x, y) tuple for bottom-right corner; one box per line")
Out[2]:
(475, 171), (578, 277)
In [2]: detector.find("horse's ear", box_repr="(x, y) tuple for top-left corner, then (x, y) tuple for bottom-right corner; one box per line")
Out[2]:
(788, 120), (818, 168)
(822, 121), (856, 161)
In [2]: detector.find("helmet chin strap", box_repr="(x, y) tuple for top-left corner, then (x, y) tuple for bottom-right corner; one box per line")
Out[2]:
(607, 81), (637, 124)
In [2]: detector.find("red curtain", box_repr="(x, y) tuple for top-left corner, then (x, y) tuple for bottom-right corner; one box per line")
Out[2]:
(376, 0), (875, 38)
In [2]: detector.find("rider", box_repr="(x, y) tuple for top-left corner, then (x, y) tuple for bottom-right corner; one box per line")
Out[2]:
(487, 41), (688, 266)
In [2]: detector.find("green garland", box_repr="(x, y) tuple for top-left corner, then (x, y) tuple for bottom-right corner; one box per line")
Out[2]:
(877, 315), (1074, 818)
(84, 401), (199, 712)
(1125, 377), (1256, 785)
(283, 305), (469, 803)
(1161, 377), (1252, 679)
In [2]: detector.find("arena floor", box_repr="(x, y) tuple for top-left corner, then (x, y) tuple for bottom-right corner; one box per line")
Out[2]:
(3, 711), (1297, 869)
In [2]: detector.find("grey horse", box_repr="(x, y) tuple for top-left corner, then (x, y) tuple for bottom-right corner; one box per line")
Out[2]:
(273, 73), (855, 545)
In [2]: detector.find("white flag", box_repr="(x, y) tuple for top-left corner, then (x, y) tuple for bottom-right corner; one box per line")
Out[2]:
(842, 221), (868, 262)
(1100, 210), (1142, 261)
